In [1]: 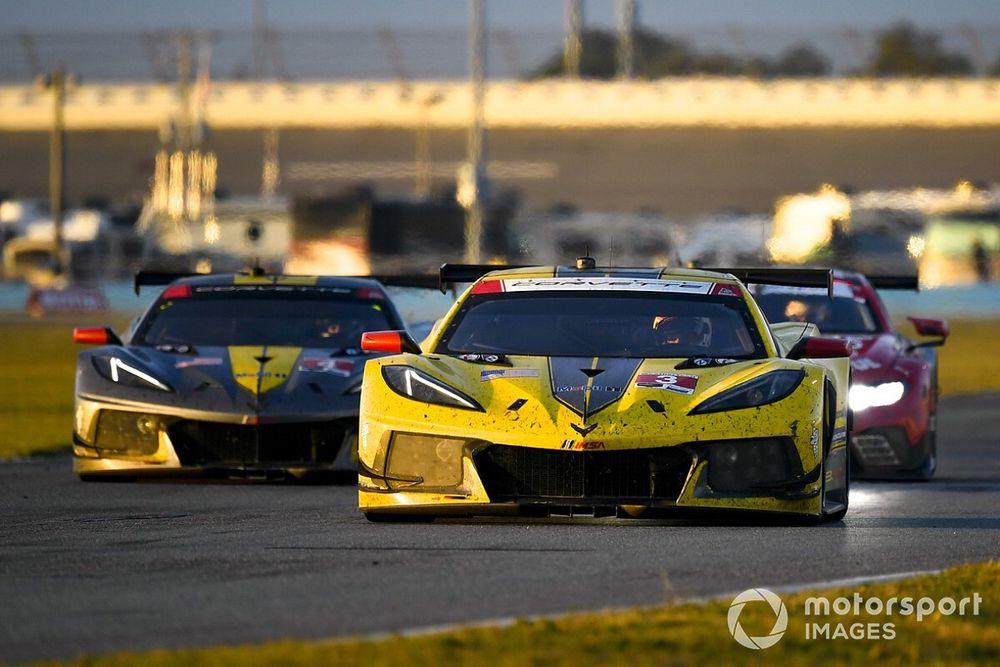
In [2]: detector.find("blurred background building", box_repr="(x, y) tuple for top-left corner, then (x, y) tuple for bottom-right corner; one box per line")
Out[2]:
(1, 0), (999, 292)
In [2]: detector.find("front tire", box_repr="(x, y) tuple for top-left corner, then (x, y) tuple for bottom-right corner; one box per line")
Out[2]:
(820, 385), (849, 522)
(905, 424), (937, 481)
(909, 373), (939, 481)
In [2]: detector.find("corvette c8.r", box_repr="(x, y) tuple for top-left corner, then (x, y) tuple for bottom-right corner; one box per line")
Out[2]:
(356, 261), (853, 522)
(72, 272), (407, 479)
(754, 270), (948, 479)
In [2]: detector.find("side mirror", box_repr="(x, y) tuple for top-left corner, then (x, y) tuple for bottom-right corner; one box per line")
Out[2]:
(361, 330), (421, 354)
(73, 327), (122, 346)
(788, 336), (852, 360)
(907, 317), (949, 349)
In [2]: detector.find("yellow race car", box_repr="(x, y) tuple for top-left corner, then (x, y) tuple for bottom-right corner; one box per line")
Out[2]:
(357, 260), (852, 522)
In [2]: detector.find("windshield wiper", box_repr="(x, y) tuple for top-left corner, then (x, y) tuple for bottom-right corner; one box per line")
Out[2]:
(674, 356), (753, 369)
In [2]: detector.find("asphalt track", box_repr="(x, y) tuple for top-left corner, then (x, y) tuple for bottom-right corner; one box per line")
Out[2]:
(1, 393), (998, 663)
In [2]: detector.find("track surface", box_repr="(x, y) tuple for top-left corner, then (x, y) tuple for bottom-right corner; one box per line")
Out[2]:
(1, 394), (998, 663)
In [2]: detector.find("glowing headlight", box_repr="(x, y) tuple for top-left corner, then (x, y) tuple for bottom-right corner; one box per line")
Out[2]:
(849, 382), (905, 411)
(92, 356), (172, 392)
(690, 370), (804, 415)
(382, 366), (483, 411)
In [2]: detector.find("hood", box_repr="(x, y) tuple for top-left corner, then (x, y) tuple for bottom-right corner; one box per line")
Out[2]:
(837, 333), (904, 382)
(79, 344), (372, 419)
(402, 353), (791, 447)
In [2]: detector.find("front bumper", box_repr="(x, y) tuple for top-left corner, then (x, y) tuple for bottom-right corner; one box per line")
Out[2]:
(850, 424), (931, 478)
(358, 432), (825, 518)
(73, 397), (358, 476)
(849, 376), (933, 477)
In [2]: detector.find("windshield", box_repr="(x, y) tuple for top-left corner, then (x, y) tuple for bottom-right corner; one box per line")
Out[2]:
(135, 294), (393, 349)
(437, 293), (766, 358)
(756, 292), (880, 334)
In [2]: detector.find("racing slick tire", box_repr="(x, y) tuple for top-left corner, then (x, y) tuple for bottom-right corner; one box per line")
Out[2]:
(903, 422), (937, 481)
(909, 374), (939, 481)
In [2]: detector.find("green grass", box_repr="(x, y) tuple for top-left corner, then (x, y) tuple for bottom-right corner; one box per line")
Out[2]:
(930, 319), (1000, 396)
(34, 561), (1000, 666)
(0, 314), (130, 459)
(0, 317), (997, 460)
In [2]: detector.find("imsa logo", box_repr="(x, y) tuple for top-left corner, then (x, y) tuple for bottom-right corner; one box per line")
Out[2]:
(727, 588), (788, 650)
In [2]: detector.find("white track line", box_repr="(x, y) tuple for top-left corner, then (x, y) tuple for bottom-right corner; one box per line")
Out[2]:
(348, 568), (944, 644)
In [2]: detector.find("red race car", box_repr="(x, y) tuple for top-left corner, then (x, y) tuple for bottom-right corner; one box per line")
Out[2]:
(754, 271), (948, 479)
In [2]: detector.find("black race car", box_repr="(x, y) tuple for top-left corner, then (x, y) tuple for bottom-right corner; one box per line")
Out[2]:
(72, 271), (407, 479)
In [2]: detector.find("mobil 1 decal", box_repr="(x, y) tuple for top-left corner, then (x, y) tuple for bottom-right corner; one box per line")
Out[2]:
(549, 356), (643, 419)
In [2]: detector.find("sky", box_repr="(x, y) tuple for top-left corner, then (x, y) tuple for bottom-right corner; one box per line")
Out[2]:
(2, 0), (999, 32)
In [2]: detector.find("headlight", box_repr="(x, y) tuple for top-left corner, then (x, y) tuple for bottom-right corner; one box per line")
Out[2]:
(849, 381), (904, 411)
(690, 370), (804, 415)
(92, 356), (172, 392)
(382, 366), (483, 411)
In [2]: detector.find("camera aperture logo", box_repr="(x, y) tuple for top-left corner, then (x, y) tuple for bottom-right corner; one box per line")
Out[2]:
(727, 588), (788, 650)
(727, 587), (983, 648)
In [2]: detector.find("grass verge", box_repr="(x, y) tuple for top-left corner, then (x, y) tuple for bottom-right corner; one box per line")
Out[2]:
(0, 314), (130, 459)
(0, 317), (998, 460)
(35, 561), (999, 666)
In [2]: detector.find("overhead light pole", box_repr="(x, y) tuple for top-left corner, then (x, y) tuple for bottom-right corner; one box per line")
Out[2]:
(617, 0), (635, 80)
(44, 65), (68, 275)
(462, 0), (488, 263)
(564, 0), (582, 77)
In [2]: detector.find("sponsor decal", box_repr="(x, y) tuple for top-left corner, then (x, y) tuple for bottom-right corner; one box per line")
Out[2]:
(480, 368), (540, 381)
(561, 440), (606, 450)
(501, 277), (714, 294)
(709, 283), (742, 297)
(851, 357), (882, 371)
(298, 358), (355, 376)
(841, 336), (868, 352)
(758, 282), (854, 298)
(555, 385), (623, 393)
(27, 287), (108, 316)
(229, 346), (301, 395)
(635, 372), (699, 394)
(232, 275), (319, 286)
(832, 426), (848, 445)
(550, 357), (643, 419)
(195, 284), (350, 295)
(174, 357), (223, 369)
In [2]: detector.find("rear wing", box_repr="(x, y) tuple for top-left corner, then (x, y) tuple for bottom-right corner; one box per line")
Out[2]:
(134, 270), (444, 295)
(438, 264), (839, 296)
(439, 264), (529, 292)
(134, 271), (198, 295)
(867, 275), (919, 291)
(367, 274), (441, 290)
(702, 267), (834, 297)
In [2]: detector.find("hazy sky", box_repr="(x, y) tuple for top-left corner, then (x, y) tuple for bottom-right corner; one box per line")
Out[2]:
(3, 0), (998, 31)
